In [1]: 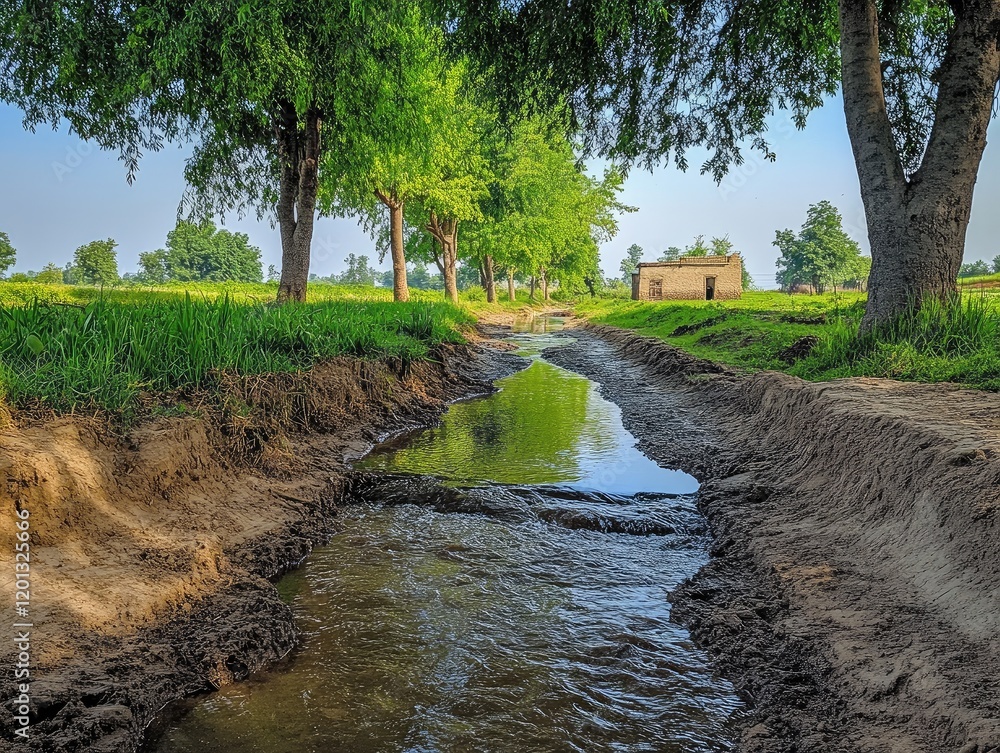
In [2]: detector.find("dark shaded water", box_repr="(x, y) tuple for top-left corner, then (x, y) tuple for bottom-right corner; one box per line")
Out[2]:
(149, 319), (741, 753)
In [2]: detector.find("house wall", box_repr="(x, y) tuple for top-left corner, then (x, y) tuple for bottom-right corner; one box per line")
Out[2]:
(633, 255), (742, 301)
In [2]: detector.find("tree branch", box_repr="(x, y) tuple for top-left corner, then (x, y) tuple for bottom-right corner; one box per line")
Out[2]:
(910, 1), (1000, 191)
(838, 0), (907, 198)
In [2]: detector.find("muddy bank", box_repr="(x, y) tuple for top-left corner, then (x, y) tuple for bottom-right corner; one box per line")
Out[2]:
(0, 341), (525, 753)
(546, 324), (1000, 753)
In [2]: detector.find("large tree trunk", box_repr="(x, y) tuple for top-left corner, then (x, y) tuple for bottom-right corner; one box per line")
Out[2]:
(540, 268), (549, 301)
(376, 189), (409, 302)
(484, 255), (496, 303)
(427, 212), (459, 304)
(839, 0), (1000, 331)
(529, 275), (536, 301)
(275, 103), (321, 303)
(508, 269), (516, 301)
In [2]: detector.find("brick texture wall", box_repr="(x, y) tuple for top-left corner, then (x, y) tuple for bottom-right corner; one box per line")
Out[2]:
(633, 255), (742, 301)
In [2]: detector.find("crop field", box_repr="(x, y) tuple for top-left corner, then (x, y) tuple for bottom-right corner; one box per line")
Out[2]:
(0, 282), (473, 415)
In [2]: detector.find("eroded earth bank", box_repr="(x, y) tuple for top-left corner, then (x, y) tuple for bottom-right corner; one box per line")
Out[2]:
(0, 341), (525, 753)
(545, 324), (1000, 753)
(3, 321), (999, 753)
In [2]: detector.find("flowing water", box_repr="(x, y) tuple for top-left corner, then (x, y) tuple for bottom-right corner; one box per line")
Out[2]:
(148, 318), (742, 753)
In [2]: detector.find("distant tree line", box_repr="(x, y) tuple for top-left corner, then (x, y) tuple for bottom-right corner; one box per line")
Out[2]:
(619, 235), (754, 291)
(774, 202), (870, 294)
(0, 222), (263, 286)
(958, 257), (1000, 279)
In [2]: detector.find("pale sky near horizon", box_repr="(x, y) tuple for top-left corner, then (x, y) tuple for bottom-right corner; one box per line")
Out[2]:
(2, 97), (999, 288)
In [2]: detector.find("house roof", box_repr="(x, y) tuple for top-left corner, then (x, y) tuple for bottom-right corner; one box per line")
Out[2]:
(636, 253), (740, 269)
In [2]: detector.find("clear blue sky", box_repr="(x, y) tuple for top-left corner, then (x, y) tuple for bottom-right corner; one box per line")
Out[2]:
(2, 99), (998, 287)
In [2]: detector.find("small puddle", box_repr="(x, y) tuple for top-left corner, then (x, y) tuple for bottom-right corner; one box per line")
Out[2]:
(147, 318), (742, 752)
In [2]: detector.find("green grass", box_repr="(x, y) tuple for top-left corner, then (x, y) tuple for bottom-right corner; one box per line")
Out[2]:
(0, 283), (472, 415)
(576, 290), (1000, 389)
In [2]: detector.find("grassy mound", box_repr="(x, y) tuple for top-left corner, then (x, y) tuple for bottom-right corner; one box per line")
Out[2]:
(0, 284), (472, 416)
(577, 291), (1000, 389)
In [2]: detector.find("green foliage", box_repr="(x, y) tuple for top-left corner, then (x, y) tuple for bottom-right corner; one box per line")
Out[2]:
(466, 114), (632, 297)
(0, 289), (471, 413)
(313, 254), (380, 286)
(774, 202), (866, 293)
(0, 232), (15, 276)
(620, 244), (643, 284)
(35, 264), (63, 284)
(147, 220), (264, 283)
(73, 239), (119, 285)
(448, 1), (955, 179)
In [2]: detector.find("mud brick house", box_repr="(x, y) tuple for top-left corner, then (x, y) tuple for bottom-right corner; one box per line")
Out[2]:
(631, 254), (743, 301)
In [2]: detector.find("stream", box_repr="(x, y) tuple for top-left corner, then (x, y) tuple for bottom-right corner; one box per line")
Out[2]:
(146, 319), (742, 752)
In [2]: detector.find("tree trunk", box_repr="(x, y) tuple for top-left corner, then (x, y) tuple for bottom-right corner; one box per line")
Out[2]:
(376, 189), (409, 302)
(839, 0), (1000, 330)
(508, 270), (516, 302)
(484, 255), (496, 303)
(275, 103), (321, 303)
(427, 212), (459, 304)
(540, 268), (549, 301)
(529, 276), (536, 300)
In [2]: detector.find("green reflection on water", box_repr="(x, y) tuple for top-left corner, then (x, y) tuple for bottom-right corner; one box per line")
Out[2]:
(359, 359), (599, 487)
(358, 352), (696, 498)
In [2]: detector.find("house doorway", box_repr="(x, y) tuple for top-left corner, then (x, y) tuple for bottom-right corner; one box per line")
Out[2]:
(705, 277), (716, 300)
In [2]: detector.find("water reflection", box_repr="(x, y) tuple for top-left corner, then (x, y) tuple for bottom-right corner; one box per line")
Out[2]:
(147, 324), (739, 753)
(359, 328), (697, 497)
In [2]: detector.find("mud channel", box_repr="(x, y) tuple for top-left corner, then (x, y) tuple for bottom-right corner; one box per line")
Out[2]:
(143, 321), (744, 753)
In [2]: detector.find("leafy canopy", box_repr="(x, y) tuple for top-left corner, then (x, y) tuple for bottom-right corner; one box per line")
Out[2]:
(73, 239), (119, 285)
(774, 201), (866, 292)
(443, 0), (961, 178)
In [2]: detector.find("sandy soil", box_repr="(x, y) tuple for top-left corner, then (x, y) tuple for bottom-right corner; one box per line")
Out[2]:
(0, 342), (525, 753)
(545, 324), (1000, 753)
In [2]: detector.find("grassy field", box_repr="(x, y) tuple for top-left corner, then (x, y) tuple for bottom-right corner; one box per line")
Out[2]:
(576, 291), (1000, 390)
(0, 282), (473, 416)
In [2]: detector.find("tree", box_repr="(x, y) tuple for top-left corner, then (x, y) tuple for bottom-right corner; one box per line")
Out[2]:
(658, 246), (682, 262)
(1, 0), (421, 303)
(336, 254), (379, 286)
(774, 202), (864, 293)
(684, 236), (711, 258)
(620, 246), (644, 284)
(137, 250), (169, 284)
(444, 0), (1000, 330)
(36, 263), (64, 284)
(992, 255), (1000, 275)
(464, 113), (629, 302)
(709, 236), (734, 257)
(0, 232), (15, 277)
(73, 239), (119, 285)
(161, 221), (262, 283)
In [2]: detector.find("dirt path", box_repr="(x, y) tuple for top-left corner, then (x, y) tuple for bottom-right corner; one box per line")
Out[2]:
(546, 324), (1000, 753)
(0, 342), (525, 753)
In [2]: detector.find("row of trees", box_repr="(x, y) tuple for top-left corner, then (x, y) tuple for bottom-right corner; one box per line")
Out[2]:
(959, 258), (1000, 278)
(6, 0), (997, 325)
(0, 5), (627, 306)
(0, 235), (119, 285)
(0, 224), (263, 286)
